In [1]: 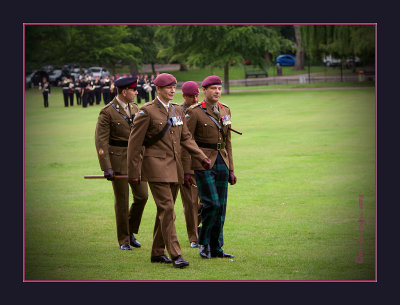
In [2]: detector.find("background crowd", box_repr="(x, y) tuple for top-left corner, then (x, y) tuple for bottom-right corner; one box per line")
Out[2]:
(38, 72), (160, 108)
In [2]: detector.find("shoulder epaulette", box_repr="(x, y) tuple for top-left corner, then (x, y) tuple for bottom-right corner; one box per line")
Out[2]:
(188, 103), (202, 110)
(102, 102), (113, 110)
(219, 102), (229, 108)
(170, 102), (179, 106)
(141, 101), (154, 108)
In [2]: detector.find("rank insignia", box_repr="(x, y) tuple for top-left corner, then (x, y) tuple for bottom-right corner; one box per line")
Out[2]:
(98, 148), (105, 156)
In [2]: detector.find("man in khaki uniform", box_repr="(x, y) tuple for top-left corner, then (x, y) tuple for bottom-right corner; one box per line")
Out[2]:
(183, 75), (237, 259)
(179, 81), (202, 248)
(95, 77), (148, 250)
(127, 73), (211, 268)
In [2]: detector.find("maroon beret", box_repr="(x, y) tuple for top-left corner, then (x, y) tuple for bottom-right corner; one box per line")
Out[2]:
(181, 81), (199, 96)
(153, 73), (177, 87)
(201, 75), (222, 87)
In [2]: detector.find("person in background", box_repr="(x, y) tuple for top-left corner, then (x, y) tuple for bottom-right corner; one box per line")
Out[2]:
(68, 77), (74, 106)
(94, 76), (102, 105)
(74, 78), (82, 106)
(150, 74), (156, 101)
(41, 77), (50, 108)
(102, 75), (111, 104)
(61, 77), (71, 107)
(179, 81), (202, 248)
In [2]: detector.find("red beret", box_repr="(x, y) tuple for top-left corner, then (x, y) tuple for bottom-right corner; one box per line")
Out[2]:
(201, 75), (222, 87)
(181, 81), (199, 96)
(153, 73), (177, 87)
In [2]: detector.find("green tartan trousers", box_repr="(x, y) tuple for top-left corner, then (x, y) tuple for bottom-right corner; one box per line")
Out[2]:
(195, 153), (229, 253)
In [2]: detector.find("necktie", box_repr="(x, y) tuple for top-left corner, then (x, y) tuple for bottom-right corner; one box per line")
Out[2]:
(125, 104), (130, 117)
(213, 105), (220, 118)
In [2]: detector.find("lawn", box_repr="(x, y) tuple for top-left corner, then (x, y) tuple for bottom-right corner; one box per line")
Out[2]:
(24, 86), (375, 281)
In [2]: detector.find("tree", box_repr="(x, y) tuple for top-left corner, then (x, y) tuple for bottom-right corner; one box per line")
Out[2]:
(293, 25), (305, 71)
(25, 25), (142, 74)
(156, 25), (294, 94)
(300, 25), (375, 68)
(126, 25), (160, 74)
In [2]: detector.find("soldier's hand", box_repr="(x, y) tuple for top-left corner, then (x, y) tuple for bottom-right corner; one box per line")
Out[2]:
(184, 174), (195, 188)
(128, 178), (141, 187)
(201, 158), (212, 170)
(104, 168), (115, 181)
(228, 170), (237, 185)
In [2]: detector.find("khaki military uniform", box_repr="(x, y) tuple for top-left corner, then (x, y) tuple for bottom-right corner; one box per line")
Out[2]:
(183, 101), (234, 171)
(179, 103), (201, 243)
(127, 99), (207, 259)
(183, 101), (234, 253)
(95, 97), (148, 246)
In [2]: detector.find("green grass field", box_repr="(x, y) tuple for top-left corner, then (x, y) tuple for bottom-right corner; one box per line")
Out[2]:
(24, 86), (375, 281)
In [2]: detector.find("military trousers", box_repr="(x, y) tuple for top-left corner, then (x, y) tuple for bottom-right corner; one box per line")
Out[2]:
(43, 92), (49, 108)
(63, 90), (69, 107)
(103, 90), (110, 104)
(148, 182), (181, 259)
(195, 153), (229, 253)
(111, 179), (148, 246)
(75, 91), (81, 105)
(179, 178), (202, 243)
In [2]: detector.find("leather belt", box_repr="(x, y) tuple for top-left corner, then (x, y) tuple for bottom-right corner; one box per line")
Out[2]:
(196, 141), (226, 150)
(109, 139), (128, 147)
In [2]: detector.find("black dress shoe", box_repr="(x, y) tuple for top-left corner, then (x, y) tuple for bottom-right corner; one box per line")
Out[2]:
(172, 255), (189, 268)
(120, 243), (132, 250)
(199, 244), (211, 259)
(211, 251), (235, 258)
(130, 234), (141, 248)
(150, 255), (172, 264)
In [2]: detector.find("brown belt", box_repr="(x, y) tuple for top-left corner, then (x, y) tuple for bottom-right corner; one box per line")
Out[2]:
(196, 141), (226, 150)
(109, 139), (128, 147)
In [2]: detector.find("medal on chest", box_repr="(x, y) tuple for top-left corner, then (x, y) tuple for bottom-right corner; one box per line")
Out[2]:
(171, 115), (183, 126)
(221, 114), (231, 126)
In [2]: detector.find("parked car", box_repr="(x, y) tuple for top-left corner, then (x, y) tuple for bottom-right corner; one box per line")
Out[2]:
(30, 70), (50, 87)
(48, 69), (63, 85)
(323, 55), (361, 67)
(88, 66), (110, 78)
(25, 70), (37, 88)
(276, 54), (296, 66)
(40, 65), (55, 73)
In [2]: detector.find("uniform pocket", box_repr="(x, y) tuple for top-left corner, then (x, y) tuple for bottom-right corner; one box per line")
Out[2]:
(197, 121), (210, 137)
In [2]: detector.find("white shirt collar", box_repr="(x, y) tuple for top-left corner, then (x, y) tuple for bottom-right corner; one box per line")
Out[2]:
(157, 96), (169, 109)
(116, 96), (128, 108)
(116, 96), (130, 113)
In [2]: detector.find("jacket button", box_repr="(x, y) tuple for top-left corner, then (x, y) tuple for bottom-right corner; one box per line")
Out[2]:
(204, 124), (207, 126)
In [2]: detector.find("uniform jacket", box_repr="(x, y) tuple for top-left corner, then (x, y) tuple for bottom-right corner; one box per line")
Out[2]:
(183, 101), (234, 172)
(95, 97), (139, 174)
(127, 99), (207, 183)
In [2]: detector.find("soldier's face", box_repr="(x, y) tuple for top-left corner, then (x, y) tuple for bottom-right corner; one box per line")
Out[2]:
(124, 88), (138, 103)
(203, 85), (222, 103)
(157, 86), (176, 102)
(183, 94), (199, 105)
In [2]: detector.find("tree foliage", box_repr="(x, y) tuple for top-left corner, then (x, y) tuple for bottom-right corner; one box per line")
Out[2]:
(300, 25), (375, 64)
(156, 25), (295, 94)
